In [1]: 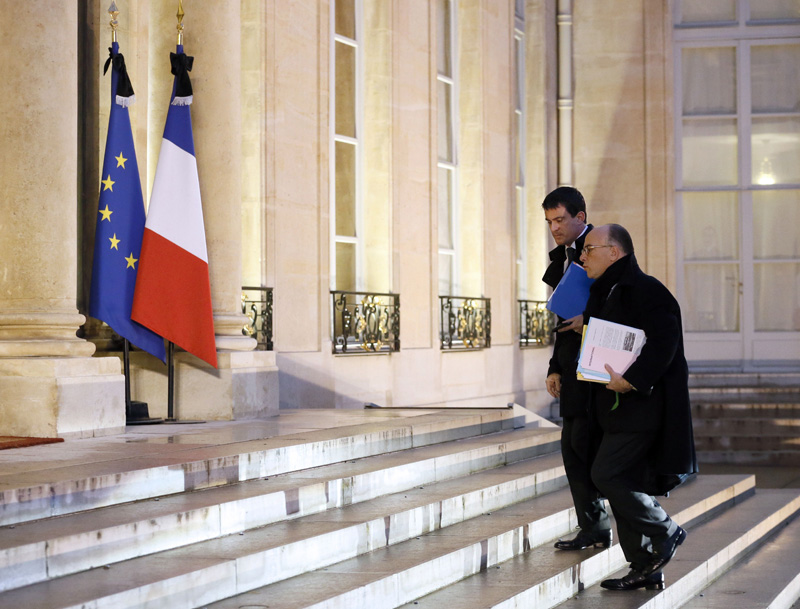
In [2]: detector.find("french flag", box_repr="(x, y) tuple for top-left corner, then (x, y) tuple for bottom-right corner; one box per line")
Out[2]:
(132, 47), (217, 368)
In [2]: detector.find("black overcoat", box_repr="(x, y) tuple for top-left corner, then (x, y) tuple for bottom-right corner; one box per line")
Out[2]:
(583, 255), (698, 493)
(543, 225), (593, 418)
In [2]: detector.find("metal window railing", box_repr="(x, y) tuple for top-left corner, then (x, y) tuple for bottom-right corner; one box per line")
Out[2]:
(518, 299), (555, 348)
(439, 295), (491, 350)
(331, 290), (400, 354)
(241, 286), (274, 351)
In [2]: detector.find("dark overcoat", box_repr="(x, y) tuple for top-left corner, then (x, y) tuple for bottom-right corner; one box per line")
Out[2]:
(543, 225), (593, 418)
(583, 255), (698, 493)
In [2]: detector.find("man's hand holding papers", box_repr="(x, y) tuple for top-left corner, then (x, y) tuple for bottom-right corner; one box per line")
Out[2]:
(577, 317), (646, 384)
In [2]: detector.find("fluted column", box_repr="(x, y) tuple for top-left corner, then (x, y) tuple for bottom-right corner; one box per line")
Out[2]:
(127, 1), (277, 422)
(0, 2), (125, 437)
(190, 0), (255, 352)
(0, 2), (94, 358)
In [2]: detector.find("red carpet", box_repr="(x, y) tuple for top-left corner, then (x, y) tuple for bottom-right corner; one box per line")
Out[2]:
(0, 436), (64, 450)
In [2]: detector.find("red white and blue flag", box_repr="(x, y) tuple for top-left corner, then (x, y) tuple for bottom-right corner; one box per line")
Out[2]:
(132, 46), (217, 368)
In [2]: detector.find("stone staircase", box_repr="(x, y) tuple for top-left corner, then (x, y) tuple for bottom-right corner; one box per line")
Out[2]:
(0, 408), (799, 608)
(690, 372), (800, 465)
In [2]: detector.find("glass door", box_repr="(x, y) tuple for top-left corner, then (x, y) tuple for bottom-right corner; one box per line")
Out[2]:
(675, 4), (800, 367)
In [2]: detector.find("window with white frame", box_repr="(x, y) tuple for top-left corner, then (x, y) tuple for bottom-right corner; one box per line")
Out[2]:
(674, 0), (800, 334)
(332, 0), (363, 292)
(437, 0), (459, 295)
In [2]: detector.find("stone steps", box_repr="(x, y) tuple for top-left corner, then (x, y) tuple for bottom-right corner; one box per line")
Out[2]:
(692, 403), (800, 418)
(0, 425), (560, 593)
(0, 409), (523, 527)
(550, 489), (800, 609)
(689, 372), (800, 388)
(681, 512), (800, 609)
(689, 371), (800, 465)
(693, 417), (800, 436)
(697, 450), (800, 467)
(203, 475), (754, 609)
(2, 408), (798, 609)
(0, 446), (568, 607)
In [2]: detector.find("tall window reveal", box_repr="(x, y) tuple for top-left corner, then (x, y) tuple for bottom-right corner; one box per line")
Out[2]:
(332, 0), (362, 291)
(437, 0), (459, 295)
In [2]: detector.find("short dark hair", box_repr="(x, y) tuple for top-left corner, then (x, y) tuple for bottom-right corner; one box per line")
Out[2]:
(541, 186), (587, 219)
(607, 224), (634, 255)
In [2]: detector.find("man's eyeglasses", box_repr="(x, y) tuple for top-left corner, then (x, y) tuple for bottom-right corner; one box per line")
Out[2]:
(582, 244), (614, 255)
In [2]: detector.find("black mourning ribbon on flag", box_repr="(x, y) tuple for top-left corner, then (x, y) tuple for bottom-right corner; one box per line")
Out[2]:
(170, 52), (194, 100)
(103, 48), (135, 100)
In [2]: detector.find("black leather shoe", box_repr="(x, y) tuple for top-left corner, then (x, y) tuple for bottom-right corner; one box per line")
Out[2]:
(553, 529), (612, 550)
(642, 526), (687, 575)
(601, 569), (665, 591)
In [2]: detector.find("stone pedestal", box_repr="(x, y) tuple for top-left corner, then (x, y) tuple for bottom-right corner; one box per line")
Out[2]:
(124, 351), (278, 421)
(0, 358), (125, 438)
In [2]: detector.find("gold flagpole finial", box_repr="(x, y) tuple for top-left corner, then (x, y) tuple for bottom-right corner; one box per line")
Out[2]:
(108, 1), (120, 43)
(176, 0), (185, 46)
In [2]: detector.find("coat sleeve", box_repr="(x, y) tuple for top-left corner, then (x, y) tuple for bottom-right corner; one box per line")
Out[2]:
(622, 280), (681, 395)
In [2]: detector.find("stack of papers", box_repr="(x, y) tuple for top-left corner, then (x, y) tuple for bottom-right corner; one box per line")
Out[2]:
(577, 317), (646, 383)
(546, 262), (594, 320)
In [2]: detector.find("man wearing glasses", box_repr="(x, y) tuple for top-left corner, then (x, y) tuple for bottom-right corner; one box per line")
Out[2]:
(542, 187), (612, 553)
(580, 224), (697, 591)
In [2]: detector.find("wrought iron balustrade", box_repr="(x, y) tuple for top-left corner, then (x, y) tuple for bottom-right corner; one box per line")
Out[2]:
(331, 290), (400, 354)
(439, 295), (491, 350)
(241, 286), (274, 350)
(518, 299), (556, 348)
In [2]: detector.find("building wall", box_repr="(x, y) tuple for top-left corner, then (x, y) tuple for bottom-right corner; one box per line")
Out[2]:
(0, 0), (676, 435)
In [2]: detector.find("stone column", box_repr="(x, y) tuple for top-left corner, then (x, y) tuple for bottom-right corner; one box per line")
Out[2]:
(0, 2), (125, 437)
(191, 1), (256, 352)
(130, 0), (277, 421)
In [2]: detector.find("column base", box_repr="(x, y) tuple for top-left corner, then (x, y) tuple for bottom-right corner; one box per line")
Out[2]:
(0, 357), (125, 438)
(124, 350), (279, 421)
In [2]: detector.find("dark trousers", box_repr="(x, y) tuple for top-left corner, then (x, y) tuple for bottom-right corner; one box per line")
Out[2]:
(590, 429), (678, 567)
(561, 416), (610, 534)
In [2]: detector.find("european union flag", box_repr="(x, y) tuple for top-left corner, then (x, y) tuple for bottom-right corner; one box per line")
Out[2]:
(89, 42), (166, 362)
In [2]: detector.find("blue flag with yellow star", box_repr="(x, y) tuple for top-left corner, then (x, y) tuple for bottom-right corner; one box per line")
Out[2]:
(89, 42), (166, 362)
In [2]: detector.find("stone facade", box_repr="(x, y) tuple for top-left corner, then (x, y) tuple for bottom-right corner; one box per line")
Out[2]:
(0, 0), (677, 436)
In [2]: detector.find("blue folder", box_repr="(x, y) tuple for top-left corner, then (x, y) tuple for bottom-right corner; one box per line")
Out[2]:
(546, 262), (594, 320)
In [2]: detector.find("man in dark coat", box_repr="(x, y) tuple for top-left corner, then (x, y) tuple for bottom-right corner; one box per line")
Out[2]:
(579, 224), (698, 591)
(541, 187), (611, 552)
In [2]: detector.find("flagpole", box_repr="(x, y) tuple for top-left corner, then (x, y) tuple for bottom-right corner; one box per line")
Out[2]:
(104, 1), (164, 425)
(159, 1), (205, 425)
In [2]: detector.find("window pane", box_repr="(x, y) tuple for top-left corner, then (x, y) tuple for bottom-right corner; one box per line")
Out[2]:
(682, 47), (736, 115)
(751, 45), (800, 113)
(754, 263), (800, 331)
(513, 111), (522, 185)
(438, 167), (453, 249)
(514, 37), (523, 112)
(753, 190), (800, 259)
(335, 142), (356, 237)
(515, 0), (525, 20)
(335, 42), (356, 138)
(749, 0), (800, 21)
(684, 263), (739, 331)
(439, 252), (453, 295)
(678, 0), (736, 24)
(438, 80), (453, 162)
(682, 119), (738, 186)
(336, 242), (356, 292)
(682, 192), (738, 260)
(437, 0), (452, 76)
(335, 0), (356, 38)
(752, 117), (800, 185)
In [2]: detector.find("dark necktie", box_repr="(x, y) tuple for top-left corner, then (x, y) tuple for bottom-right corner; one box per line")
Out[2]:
(566, 246), (576, 268)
